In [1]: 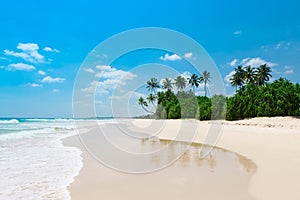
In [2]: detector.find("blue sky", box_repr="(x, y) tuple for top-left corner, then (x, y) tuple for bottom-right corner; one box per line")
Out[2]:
(0, 0), (299, 117)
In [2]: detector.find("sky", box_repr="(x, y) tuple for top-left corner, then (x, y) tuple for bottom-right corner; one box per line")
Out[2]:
(0, 0), (299, 118)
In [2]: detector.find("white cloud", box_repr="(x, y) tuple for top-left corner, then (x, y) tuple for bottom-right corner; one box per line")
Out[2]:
(41, 76), (65, 83)
(234, 30), (242, 35)
(43, 47), (60, 53)
(29, 83), (42, 87)
(82, 66), (136, 95)
(95, 65), (136, 80)
(229, 59), (238, 67)
(284, 70), (294, 75)
(242, 57), (276, 68)
(84, 68), (95, 73)
(38, 70), (46, 76)
(276, 41), (291, 49)
(184, 52), (193, 59)
(96, 65), (110, 71)
(181, 71), (191, 80)
(17, 43), (39, 51)
(52, 89), (60, 93)
(4, 43), (45, 63)
(224, 71), (235, 84)
(160, 53), (182, 61)
(240, 57), (250, 65)
(284, 65), (291, 69)
(8, 63), (35, 71)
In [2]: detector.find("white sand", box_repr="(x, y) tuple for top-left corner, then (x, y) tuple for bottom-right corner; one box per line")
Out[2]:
(65, 117), (300, 200)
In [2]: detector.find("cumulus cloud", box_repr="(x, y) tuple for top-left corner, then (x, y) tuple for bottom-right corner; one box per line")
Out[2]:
(38, 70), (46, 76)
(242, 57), (276, 68)
(8, 63), (35, 71)
(41, 76), (65, 83)
(43, 47), (60, 53)
(184, 52), (193, 59)
(82, 66), (136, 95)
(284, 70), (294, 75)
(29, 83), (42, 87)
(229, 59), (238, 67)
(84, 68), (95, 73)
(160, 53), (182, 61)
(96, 65), (111, 71)
(240, 57), (250, 65)
(224, 71), (235, 84)
(95, 65), (136, 80)
(231, 57), (276, 68)
(181, 71), (192, 80)
(4, 43), (45, 63)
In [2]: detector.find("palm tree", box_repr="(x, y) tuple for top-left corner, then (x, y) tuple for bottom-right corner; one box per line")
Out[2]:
(199, 70), (211, 97)
(138, 97), (154, 114)
(162, 78), (173, 91)
(255, 64), (272, 86)
(146, 93), (157, 105)
(187, 73), (200, 93)
(244, 65), (255, 84)
(230, 75), (239, 91)
(174, 76), (187, 91)
(146, 78), (160, 94)
(230, 65), (245, 91)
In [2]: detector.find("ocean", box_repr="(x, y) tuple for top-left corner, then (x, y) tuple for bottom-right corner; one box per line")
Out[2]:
(0, 118), (89, 200)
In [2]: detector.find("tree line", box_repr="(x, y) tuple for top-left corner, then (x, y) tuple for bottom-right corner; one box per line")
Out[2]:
(138, 65), (300, 120)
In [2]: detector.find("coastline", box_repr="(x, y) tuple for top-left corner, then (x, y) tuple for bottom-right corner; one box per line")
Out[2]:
(64, 117), (300, 200)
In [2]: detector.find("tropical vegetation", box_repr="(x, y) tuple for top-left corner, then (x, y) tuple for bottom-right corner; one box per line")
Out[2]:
(138, 65), (300, 121)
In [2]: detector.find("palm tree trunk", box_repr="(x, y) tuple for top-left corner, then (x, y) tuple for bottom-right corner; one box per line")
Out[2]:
(142, 105), (155, 114)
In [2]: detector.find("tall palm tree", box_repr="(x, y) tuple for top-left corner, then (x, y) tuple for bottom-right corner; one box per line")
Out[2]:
(187, 73), (200, 94)
(230, 65), (245, 91)
(174, 75), (187, 91)
(255, 64), (272, 86)
(146, 78), (160, 94)
(138, 97), (154, 114)
(162, 78), (173, 91)
(146, 93), (157, 105)
(244, 65), (255, 84)
(199, 70), (211, 97)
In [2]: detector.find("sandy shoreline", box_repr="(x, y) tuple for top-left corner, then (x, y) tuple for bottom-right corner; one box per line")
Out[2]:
(64, 117), (300, 200)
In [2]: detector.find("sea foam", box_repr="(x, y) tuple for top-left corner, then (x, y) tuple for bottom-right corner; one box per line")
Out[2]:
(0, 121), (82, 200)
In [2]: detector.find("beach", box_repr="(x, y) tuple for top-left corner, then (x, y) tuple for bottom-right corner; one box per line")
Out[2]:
(64, 117), (300, 200)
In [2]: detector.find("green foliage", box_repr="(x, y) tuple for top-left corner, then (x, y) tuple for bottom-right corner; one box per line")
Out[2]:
(177, 92), (198, 118)
(196, 96), (212, 120)
(139, 69), (300, 121)
(211, 95), (227, 119)
(174, 76), (187, 91)
(146, 78), (160, 94)
(156, 90), (180, 119)
(226, 78), (300, 120)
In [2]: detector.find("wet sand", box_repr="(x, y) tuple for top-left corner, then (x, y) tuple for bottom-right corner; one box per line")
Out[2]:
(64, 117), (300, 200)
